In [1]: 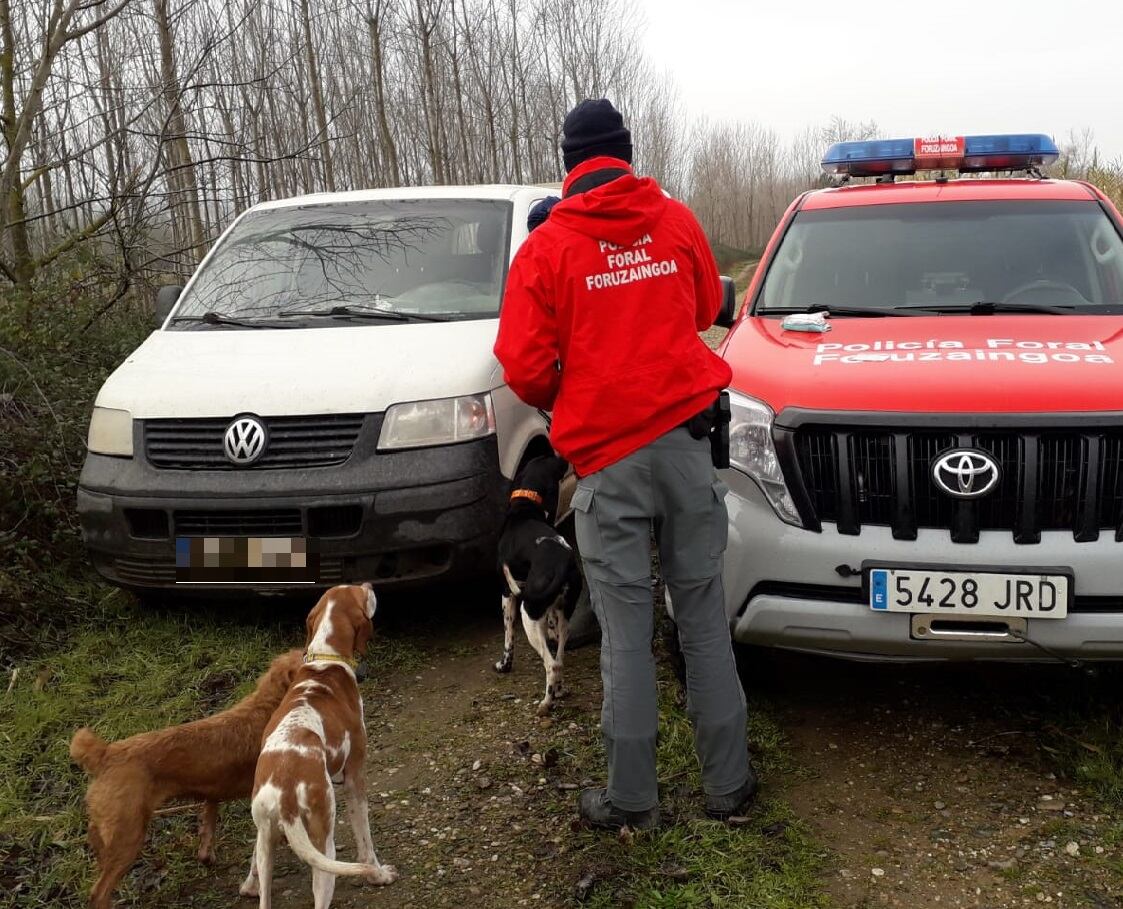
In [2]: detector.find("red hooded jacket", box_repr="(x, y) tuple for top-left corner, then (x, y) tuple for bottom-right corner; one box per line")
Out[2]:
(495, 157), (733, 477)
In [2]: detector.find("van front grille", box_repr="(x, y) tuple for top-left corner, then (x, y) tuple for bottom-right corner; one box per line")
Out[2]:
(114, 554), (344, 585)
(144, 414), (368, 470)
(173, 509), (304, 536)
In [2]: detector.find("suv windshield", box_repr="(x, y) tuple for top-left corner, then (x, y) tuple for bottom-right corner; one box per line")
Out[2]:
(169, 199), (513, 328)
(758, 200), (1123, 314)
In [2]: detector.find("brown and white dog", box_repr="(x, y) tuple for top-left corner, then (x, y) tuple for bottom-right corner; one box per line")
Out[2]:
(245, 583), (395, 908)
(69, 649), (303, 909)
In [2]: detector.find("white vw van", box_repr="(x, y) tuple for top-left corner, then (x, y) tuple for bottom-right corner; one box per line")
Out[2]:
(78, 186), (567, 601)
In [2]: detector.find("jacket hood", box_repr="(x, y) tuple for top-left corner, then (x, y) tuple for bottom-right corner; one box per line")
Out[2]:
(550, 157), (669, 248)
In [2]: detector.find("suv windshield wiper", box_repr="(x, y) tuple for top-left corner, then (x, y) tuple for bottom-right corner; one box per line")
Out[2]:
(762, 304), (926, 318)
(279, 305), (450, 323)
(897, 300), (1080, 315)
(169, 311), (288, 329)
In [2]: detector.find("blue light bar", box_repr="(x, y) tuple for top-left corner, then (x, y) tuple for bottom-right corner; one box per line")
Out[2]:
(960, 133), (1059, 172)
(821, 133), (1059, 177)
(821, 138), (916, 177)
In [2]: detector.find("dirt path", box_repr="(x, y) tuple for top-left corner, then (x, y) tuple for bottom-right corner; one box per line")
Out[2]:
(767, 653), (1122, 908)
(204, 599), (609, 909)
(183, 600), (1121, 909)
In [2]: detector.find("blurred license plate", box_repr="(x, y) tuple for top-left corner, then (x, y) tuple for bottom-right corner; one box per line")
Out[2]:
(175, 537), (317, 583)
(868, 567), (1069, 618)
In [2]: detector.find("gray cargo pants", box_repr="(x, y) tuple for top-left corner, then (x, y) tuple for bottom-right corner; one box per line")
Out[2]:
(572, 426), (750, 812)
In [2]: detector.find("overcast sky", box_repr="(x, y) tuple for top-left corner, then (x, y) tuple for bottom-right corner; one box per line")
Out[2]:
(640, 0), (1123, 161)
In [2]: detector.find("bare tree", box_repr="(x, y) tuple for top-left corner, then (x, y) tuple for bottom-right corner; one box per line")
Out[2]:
(15, 0), (1113, 309)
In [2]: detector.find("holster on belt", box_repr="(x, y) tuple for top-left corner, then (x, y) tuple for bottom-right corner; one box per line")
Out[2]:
(684, 391), (731, 469)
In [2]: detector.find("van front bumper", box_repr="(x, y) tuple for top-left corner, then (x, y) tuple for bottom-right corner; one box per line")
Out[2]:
(723, 472), (1123, 661)
(78, 435), (506, 592)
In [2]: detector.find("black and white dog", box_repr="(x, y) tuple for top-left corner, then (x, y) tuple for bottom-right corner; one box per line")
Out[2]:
(494, 455), (583, 716)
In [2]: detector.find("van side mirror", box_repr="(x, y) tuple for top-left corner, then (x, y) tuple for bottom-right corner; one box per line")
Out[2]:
(714, 276), (738, 328)
(155, 285), (183, 326)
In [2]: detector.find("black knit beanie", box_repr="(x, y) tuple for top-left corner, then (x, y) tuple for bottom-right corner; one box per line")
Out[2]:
(561, 99), (633, 172)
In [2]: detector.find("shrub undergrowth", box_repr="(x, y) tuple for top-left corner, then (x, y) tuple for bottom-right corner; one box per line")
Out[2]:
(0, 282), (152, 660)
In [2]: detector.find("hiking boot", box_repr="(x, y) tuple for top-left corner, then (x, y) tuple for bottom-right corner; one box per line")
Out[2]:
(704, 768), (759, 821)
(578, 788), (660, 831)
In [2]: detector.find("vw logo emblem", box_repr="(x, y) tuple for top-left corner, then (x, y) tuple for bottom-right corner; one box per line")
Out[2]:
(223, 415), (268, 465)
(931, 449), (1000, 499)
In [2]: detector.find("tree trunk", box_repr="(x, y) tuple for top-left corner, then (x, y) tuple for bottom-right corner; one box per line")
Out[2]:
(367, 0), (400, 185)
(0, 0), (33, 285)
(154, 0), (207, 264)
(299, 0), (335, 191)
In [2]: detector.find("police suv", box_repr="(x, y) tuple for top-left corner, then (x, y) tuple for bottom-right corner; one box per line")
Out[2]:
(719, 134), (1123, 660)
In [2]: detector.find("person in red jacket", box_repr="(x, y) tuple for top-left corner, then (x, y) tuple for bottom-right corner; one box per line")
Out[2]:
(495, 99), (756, 830)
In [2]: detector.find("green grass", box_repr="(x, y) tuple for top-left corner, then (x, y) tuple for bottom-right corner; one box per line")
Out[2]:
(0, 594), (292, 907)
(570, 651), (827, 909)
(1024, 668), (1123, 809)
(0, 593), (426, 908)
(583, 803), (824, 909)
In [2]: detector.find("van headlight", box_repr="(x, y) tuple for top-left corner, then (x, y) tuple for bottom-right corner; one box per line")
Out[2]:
(87, 406), (134, 457)
(728, 391), (801, 526)
(378, 393), (496, 450)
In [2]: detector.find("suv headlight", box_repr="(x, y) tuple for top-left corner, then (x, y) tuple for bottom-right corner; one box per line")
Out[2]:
(728, 391), (801, 526)
(87, 406), (134, 457)
(378, 393), (496, 450)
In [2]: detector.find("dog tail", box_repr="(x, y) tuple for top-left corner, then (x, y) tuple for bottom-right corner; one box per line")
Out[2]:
(70, 727), (109, 776)
(281, 816), (387, 880)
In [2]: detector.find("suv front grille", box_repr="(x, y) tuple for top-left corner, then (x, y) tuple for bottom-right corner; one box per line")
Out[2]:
(787, 420), (1123, 543)
(144, 414), (367, 470)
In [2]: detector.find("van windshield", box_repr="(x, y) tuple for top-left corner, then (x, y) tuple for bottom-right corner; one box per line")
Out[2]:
(757, 200), (1123, 315)
(169, 199), (513, 328)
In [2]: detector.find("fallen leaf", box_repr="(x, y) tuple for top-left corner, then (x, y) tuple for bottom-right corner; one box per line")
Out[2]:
(574, 871), (596, 902)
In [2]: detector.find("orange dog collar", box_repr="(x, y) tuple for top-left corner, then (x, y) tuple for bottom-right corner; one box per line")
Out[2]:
(510, 489), (544, 506)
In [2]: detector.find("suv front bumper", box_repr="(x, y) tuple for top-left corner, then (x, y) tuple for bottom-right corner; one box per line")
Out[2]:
(723, 472), (1123, 661)
(78, 435), (507, 593)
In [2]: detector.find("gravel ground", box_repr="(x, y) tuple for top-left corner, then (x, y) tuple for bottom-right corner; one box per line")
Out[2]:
(771, 651), (1123, 908)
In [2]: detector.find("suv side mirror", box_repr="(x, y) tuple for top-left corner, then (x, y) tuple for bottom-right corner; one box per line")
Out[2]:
(714, 276), (738, 329)
(155, 285), (183, 326)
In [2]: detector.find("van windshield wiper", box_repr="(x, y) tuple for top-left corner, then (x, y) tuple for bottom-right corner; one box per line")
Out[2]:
(897, 300), (1081, 315)
(169, 311), (288, 329)
(761, 304), (926, 318)
(279, 305), (450, 323)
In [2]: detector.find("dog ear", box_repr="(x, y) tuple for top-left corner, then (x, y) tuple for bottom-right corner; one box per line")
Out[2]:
(353, 613), (373, 657)
(359, 581), (377, 619)
(304, 597), (328, 647)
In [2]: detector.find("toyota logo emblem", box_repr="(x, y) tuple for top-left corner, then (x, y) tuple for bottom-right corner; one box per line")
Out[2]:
(223, 415), (268, 465)
(931, 449), (1000, 499)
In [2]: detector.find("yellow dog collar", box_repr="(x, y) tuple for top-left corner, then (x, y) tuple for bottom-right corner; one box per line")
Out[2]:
(303, 652), (358, 669)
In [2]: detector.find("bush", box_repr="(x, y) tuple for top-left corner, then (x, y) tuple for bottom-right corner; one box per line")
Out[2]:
(0, 286), (152, 660)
